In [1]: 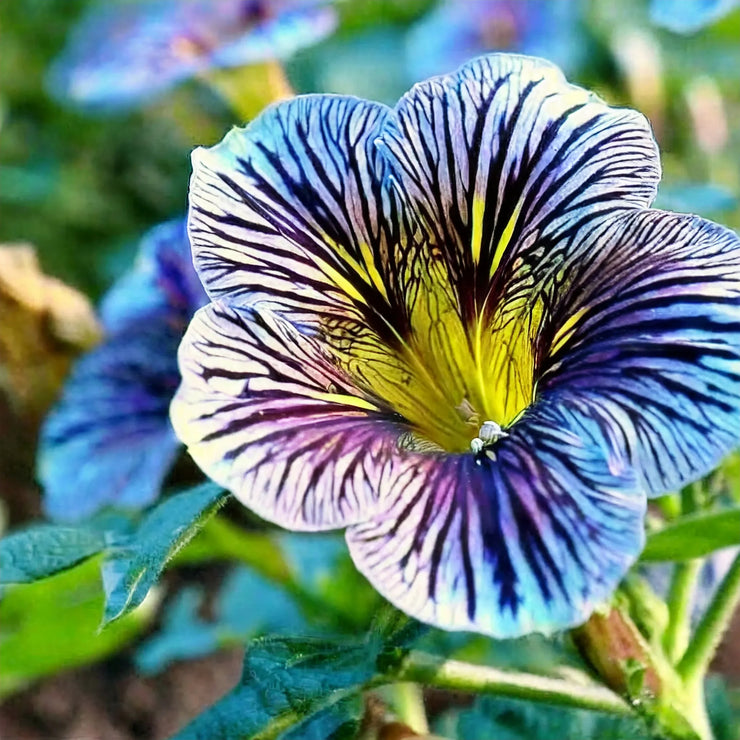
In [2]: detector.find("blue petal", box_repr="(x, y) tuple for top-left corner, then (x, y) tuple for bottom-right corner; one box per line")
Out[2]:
(39, 219), (207, 521)
(47, 0), (337, 110)
(406, 0), (585, 82)
(39, 320), (183, 521)
(650, 0), (740, 33)
(100, 218), (207, 332)
(188, 94), (406, 322)
(539, 209), (740, 496)
(378, 54), (660, 321)
(346, 400), (644, 638)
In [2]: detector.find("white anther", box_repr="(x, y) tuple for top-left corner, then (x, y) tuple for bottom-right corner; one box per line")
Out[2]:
(478, 420), (508, 443)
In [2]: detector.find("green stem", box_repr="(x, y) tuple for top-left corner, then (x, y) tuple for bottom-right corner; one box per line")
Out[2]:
(394, 651), (632, 716)
(663, 559), (702, 663)
(677, 550), (740, 683)
(386, 682), (429, 734)
(202, 60), (293, 121)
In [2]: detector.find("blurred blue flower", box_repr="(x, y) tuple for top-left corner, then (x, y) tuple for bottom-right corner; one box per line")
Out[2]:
(406, 0), (583, 81)
(38, 219), (208, 522)
(48, 0), (337, 111)
(650, 0), (740, 34)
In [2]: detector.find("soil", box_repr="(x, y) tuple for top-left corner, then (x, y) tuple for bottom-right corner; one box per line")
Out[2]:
(0, 649), (243, 740)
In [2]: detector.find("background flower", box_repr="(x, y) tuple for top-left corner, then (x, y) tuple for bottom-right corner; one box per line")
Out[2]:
(406, 0), (584, 82)
(38, 219), (207, 521)
(173, 55), (740, 637)
(47, 0), (337, 110)
(650, 0), (740, 34)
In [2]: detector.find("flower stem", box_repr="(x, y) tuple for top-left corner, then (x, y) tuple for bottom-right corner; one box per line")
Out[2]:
(394, 651), (631, 716)
(677, 550), (740, 683)
(385, 682), (429, 734)
(202, 59), (293, 121)
(663, 559), (702, 663)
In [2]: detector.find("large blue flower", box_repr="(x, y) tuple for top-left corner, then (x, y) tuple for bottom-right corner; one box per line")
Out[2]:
(39, 219), (208, 521)
(171, 55), (740, 637)
(406, 0), (583, 82)
(48, 0), (337, 110)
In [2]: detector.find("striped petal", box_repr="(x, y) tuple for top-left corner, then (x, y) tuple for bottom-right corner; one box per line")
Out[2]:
(170, 301), (407, 530)
(538, 209), (740, 496)
(188, 95), (418, 334)
(346, 401), (644, 637)
(378, 54), (660, 322)
(39, 320), (182, 521)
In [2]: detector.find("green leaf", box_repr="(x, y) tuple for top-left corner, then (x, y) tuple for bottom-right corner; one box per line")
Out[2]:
(170, 637), (375, 740)
(0, 524), (107, 584)
(641, 508), (740, 562)
(100, 483), (227, 625)
(170, 612), (414, 740)
(451, 696), (652, 740)
(279, 696), (362, 740)
(0, 557), (154, 698)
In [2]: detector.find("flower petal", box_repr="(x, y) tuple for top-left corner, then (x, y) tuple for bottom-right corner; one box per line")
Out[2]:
(346, 401), (644, 638)
(47, 0), (336, 110)
(170, 301), (407, 530)
(188, 94), (413, 323)
(100, 218), (207, 333)
(406, 0), (583, 82)
(39, 320), (182, 522)
(378, 54), (660, 318)
(539, 209), (740, 496)
(650, 0), (740, 34)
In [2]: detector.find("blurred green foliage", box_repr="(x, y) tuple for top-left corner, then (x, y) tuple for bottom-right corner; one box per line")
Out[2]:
(2, 0), (739, 302)
(0, 557), (154, 697)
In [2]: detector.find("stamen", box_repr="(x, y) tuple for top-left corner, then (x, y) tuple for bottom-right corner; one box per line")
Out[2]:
(470, 420), (508, 454)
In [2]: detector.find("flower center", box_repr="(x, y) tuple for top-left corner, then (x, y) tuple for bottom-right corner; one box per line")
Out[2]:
(343, 291), (542, 454)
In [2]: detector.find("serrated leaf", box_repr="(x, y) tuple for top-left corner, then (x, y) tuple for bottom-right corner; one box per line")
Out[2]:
(100, 483), (227, 625)
(641, 508), (740, 562)
(170, 637), (375, 740)
(0, 524), (107, 584)
(452, 696), (652, 740)
(279, 696), (362, 740)
(170, 614), (416, 740)
(0, 557), (153, 698)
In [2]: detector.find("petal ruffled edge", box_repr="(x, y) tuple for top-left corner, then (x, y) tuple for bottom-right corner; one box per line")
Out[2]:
(538, 208), (740, 497)
(346, 401), (645, 638)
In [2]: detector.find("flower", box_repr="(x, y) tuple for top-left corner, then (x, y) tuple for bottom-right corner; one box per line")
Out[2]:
(38, 219), (208, 521)
(650, 0), (740, 34)
(172, 54), (740, 637)
(406, 0), (583, 82)
(48, 0), (337, 110)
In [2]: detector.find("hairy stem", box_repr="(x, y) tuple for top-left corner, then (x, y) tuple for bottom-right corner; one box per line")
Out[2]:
(678, 550), (740, 683)
(394, 650), (631, 716)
